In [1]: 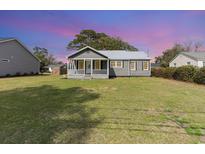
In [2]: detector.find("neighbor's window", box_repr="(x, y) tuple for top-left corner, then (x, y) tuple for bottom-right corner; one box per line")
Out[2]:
(130, 61), (136, 70)
(78, 60), (84, 69)
(1, 59), (10, 63)
(94, 60), (101, 70)
(187, 62), (191, 65)
(143, 61), (149, 70)
(174, 63), (176, 67)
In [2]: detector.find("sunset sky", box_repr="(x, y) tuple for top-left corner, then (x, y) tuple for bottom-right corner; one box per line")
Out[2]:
(0, 10), (205, 62)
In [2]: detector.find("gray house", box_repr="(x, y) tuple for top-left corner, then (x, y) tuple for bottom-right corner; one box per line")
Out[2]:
(169, 52), (205, 68)
(67, 46), (151, 79)
(0, 38), (40, 76)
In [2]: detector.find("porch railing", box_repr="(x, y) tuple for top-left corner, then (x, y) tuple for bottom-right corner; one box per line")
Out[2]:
(67, 59), (109, 76)
(67, 69), (108, 75)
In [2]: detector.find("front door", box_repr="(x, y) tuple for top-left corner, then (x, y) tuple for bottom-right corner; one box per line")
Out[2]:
(85, 60), (91, 74)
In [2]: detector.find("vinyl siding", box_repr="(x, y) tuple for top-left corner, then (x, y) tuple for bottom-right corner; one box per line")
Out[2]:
(69, 49), (106, 59)
(198, 61), (204, 68)
(169, 54), (198, 67)
(109, 60), (151, 77)
(0, 40), (40, 76)
(130, 60), (151, 76)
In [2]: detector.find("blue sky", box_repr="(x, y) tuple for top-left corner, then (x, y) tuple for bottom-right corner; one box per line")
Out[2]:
(0, 10), (205, 62)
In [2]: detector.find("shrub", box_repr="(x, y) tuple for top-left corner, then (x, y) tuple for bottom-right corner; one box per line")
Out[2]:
(194, 67), (205, 84)
(162, 67), (176, 79)
(151, 67), (176, 79)
(15, 72), (21, 76)
(6, 74), (11, 77)
(151, 68), (164, 77)
(173, 65), (198, 82)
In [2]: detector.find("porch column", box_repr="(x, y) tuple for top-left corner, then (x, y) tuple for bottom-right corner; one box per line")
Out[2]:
(107, 59), (109, 77)
(91, 59), (93, 76)
(84, 59), (85, 76)
(67, 60), (69, 78)
(128, 60), (130, 76)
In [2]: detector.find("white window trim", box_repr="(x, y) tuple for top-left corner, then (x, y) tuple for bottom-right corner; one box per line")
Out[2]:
(1, 59), (10, 63)
(130, 61), (136, 70)
(94, 60), (101, 70)
(143, 61), (149, 71)
(110, 60), (123, 68)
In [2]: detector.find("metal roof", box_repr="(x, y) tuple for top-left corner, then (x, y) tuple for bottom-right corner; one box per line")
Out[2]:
(67, 46), (151, 60)
(97, 50), (150, 60)
(181, 52), (205, 61)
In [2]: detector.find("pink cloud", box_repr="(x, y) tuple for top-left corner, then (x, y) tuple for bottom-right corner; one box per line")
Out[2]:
(2, 18), (77, 37)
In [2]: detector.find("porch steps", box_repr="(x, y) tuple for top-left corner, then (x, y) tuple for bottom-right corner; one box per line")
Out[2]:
(84, 75), (92, 80)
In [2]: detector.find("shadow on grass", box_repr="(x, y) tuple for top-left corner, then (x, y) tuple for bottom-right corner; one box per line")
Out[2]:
(0, 85), (100, 143)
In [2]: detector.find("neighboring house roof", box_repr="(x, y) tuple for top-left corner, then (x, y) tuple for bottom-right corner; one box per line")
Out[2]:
(45, 64), (64, 68)
(68, 46), (150, 60)
(0, 38), (41, 62)
(151, 63), (161, 68)
(0, 38), (14, 41)
(180, 52), (205, 61)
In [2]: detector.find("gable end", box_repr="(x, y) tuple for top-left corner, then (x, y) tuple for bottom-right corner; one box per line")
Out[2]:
(68, 46), (108, 59)
(0, 39), (40, 62)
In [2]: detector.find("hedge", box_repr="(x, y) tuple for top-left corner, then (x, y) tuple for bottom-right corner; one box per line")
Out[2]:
(194, 67), (205, 84)
(173, 66), (198, 82)
(152, 66), (205, 84)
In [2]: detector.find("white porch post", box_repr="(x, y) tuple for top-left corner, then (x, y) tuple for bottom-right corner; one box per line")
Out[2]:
(107, 59), (109, 77)
(67, 59), (69, 78)
(84, 58), (86, 76)
(91, 59), (93, 76)
(128, 60), (130, 76)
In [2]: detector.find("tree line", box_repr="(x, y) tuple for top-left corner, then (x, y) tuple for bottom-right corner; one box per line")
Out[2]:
(32, 29), (204, 70)
(155, 41), (204, 67)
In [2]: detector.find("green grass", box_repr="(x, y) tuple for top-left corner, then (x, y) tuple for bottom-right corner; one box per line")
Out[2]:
(0, 75), (205, 143)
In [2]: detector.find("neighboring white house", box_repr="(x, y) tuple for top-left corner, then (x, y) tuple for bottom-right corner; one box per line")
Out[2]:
(169, 52), (205, 68)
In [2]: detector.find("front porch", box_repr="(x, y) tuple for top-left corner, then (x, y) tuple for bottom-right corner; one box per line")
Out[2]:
(67, 58), (109, 79)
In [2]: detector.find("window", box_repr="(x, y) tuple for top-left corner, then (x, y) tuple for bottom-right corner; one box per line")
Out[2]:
(1, 59), (10, 63)
(117, 61), (122, 68)
(203, 62), (205, 67)
(143, 61), (149, 71)
(110, 61), (115, 67)
(174, 63), (176, 67)
(187, 62), (191, 65)
(94, 60), (101, 70)
(110, 61), (123, 68)
(130, 61), (136, 70)
(101, 60), (107, 69)
(78, 60), (84, 69)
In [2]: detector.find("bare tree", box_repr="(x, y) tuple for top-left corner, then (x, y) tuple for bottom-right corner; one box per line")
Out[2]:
(182, 40), (203, 52)
(194, 41), (203, 52)
(183, 40), (193, 51)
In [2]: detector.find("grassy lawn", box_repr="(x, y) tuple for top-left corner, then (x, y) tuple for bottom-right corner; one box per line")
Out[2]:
(0, 75), (205, 143)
